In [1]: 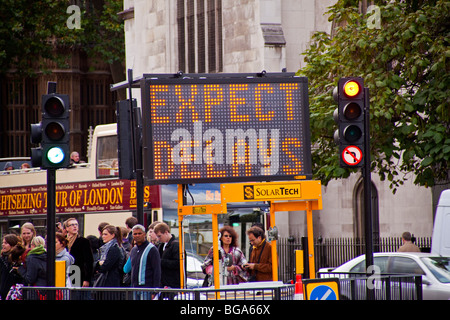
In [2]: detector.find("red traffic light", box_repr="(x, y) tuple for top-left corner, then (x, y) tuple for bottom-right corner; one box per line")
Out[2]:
(343, 102), (362, 120)
(45, 122), (65, 141)
(44, 96), (65, 117)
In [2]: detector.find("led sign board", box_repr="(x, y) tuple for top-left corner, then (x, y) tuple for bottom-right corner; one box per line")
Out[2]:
(141, 73), (312, 184)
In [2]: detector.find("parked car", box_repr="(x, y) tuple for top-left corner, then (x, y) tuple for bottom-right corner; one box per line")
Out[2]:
(319, 252), (450, 300)
(185, 251), (206, 288)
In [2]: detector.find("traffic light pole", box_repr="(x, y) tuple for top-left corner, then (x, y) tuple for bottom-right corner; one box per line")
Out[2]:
(46, 168), (56, 289)
(363, 87), (374, 300)
(334, 79), (374, 299)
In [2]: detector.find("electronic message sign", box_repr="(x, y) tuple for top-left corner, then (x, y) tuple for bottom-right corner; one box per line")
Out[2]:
(141, 73), (312, 185)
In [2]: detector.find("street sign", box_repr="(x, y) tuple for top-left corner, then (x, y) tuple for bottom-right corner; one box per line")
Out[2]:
(141, 73), (312, 185)
(220, 180), (322, 204)
(342, 145), (363, 166)
(303, 278), (340, 300)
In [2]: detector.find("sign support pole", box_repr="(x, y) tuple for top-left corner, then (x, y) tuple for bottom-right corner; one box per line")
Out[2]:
(127, 69), (144, 225)
(269, 203), (278, 282)
(212, 212), (221, 298)
(177, 184), (185, 289)
(306, 201), (315, 279)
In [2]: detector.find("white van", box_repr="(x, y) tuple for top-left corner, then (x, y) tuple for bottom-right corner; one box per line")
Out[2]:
(431, 189), (450, 256)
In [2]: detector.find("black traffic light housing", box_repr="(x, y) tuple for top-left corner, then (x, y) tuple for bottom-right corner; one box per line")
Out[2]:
(333, 77), (365, 168)
(30, 94), (70, 169)
(30, 122), (43, 167)
(116, 99), (138, 179)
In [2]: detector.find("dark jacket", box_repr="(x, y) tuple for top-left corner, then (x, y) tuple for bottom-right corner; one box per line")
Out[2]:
(158, 235), (180, 288)
(130, 240), (161, 288)
(0, 253), (22, 299)
(94, 242), (124, 287)
(19, 247), (47, 286)
(69, 236), (94, 284)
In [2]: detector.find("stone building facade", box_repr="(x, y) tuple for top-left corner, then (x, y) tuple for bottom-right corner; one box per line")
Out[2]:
(0, 49), (117, 163)
(121, 0), (434, 239)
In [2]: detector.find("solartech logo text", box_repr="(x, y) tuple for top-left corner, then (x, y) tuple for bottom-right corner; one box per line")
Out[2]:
(243, 184), (301, 200)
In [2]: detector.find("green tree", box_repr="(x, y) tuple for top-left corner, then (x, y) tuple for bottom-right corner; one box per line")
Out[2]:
(298, 0), (449, 192)
(0, 0), (125, 82)
(0, 0), (67, 76)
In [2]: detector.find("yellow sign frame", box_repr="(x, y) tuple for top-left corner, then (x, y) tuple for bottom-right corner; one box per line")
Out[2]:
(176, 180), (322, 292)
(221, 180), (322, 280)
(221, 180), (322, 205)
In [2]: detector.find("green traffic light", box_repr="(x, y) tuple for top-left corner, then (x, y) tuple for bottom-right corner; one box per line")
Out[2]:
(46, 146), (65, 164)
(343, 125), (362, 143)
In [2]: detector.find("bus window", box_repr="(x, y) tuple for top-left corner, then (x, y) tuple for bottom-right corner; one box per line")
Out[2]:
(96, 135), (119, 178)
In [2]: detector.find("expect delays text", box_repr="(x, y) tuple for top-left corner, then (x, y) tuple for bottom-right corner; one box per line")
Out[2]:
(180, 304), (270, 317)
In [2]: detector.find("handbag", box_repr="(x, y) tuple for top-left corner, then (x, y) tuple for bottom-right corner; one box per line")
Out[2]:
(93, 271), (108, 287)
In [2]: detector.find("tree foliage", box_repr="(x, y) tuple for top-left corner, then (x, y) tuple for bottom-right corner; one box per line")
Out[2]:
(298, 0), (449, 192)
(0, 0), (124, 77)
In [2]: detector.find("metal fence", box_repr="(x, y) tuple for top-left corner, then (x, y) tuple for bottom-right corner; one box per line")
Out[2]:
(277, 236), (432, 282)
(315, 236), (432, 270)
(22, 282), (295, 301)
(317, 272), (423, 300)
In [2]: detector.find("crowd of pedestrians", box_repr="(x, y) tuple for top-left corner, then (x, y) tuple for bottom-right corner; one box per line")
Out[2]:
(0, 217), (182, 300)
(0, 217), (274, 300)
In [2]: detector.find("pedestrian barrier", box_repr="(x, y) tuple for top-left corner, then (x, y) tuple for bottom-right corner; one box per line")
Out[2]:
(317, 272), (422, 300)
(21, 281), (295, 301)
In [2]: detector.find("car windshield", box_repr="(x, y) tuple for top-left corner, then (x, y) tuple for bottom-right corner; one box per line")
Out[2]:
(421, 257), (450, 283)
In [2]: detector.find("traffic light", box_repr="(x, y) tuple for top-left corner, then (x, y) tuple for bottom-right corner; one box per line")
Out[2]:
(333, 77), (365, 168)
(116, 99), (137, 179)
(30, 94), (70, 169)
(30, 121), (43, 168)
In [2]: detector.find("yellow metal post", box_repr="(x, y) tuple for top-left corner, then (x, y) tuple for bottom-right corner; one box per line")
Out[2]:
(269, 203), (278, 281)
(212, 213), (221, 299)
(306, 201), (315, 279)
(178, 214), (185, 288)
(55, 260), (66, 287)
(295, 250), (304, 275)
(177, 184), (185, 289)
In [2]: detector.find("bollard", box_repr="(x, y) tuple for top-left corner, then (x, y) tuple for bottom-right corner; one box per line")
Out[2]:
(294, 274), (304, 300)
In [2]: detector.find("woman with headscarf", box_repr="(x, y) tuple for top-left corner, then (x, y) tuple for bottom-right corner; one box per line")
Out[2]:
(93, 225), (124, 288)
